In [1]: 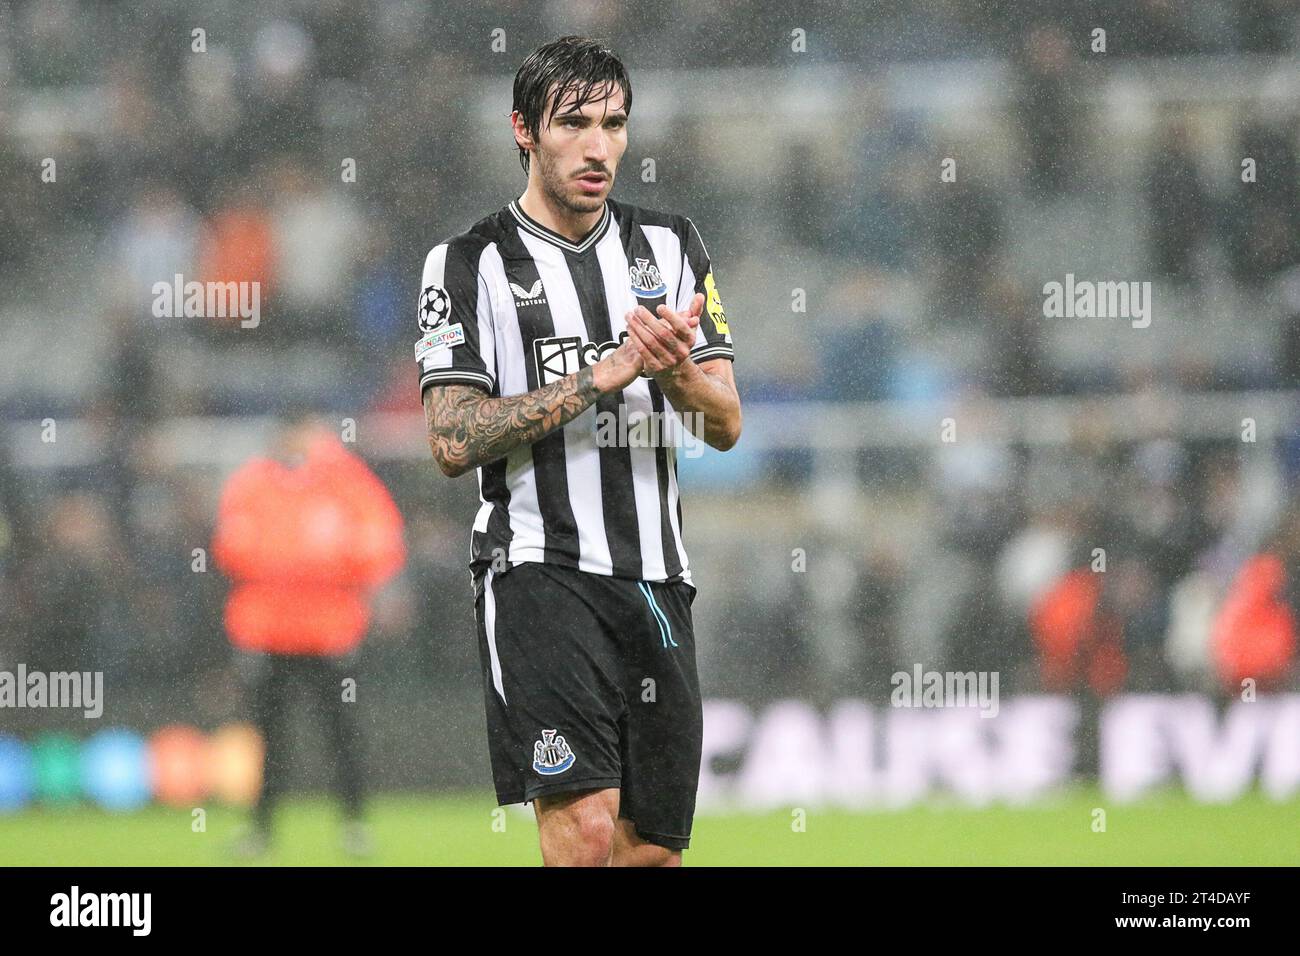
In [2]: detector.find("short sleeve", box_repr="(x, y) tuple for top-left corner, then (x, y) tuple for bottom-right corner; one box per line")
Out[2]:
(415, 240), (496, 396)
(677, 218), (734, 364)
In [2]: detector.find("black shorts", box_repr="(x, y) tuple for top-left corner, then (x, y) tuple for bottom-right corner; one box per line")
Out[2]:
(472, 561), (702, 851)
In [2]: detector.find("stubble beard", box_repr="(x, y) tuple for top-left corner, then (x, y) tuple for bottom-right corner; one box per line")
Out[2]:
(537, 147), (608, 217)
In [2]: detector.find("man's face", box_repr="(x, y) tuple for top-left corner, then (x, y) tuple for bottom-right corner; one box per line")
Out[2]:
(525, 82), (627, 215)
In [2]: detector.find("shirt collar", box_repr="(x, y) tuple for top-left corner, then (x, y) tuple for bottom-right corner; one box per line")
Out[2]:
(508, 199), (611, 254)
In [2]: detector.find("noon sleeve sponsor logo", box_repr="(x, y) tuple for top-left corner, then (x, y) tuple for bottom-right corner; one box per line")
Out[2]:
(703, 271), (729, 336)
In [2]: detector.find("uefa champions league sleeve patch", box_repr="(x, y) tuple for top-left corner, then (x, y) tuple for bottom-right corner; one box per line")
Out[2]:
(418, 283), (452, 332)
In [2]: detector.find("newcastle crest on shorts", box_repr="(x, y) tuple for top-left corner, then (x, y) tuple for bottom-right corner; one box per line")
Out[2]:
(532, 729), (576, 775)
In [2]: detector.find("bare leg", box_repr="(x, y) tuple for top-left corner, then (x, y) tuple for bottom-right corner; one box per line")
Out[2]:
(612, 817), (681, 867)
(532, 788), (619, 866)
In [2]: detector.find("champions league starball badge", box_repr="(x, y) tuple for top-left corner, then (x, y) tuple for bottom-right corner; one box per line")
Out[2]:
(418, 284), (451, 333)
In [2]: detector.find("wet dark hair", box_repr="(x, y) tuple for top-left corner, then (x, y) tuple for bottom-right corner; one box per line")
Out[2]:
(512, 36), (632, 175)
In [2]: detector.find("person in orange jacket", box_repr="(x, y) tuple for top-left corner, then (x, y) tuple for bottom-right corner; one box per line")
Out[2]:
(213, 412), (405, 856)
(1210, 508), (1300, 694)
(1029, 567), (1128, 696)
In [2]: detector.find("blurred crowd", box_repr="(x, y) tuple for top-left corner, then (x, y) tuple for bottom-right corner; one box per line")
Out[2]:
(0, 1), (1298, 414)
(699, 424), (1300, 703)
(0, 0), (1298, 737)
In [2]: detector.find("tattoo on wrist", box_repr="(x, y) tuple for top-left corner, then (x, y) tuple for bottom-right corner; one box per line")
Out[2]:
(577, 364), (599, 401)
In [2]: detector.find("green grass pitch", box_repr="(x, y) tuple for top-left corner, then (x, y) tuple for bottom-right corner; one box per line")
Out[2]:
(2, 789), (1297, 866)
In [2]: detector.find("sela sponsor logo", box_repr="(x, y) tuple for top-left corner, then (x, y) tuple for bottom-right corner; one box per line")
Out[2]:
(414, 323), (466, 363)
(50, 886), (151, 936)
(0, 665), (102, 718)
(1042, 273), (1152, 328)
(534, 331), (631, 385)
(629, 258), (666, 297)
(152, 274), (259, 328)
(594, 407), (706, 458)
(418, 283), (452, 332)
(890, 665), (999, 718)
(509, 279), (547, 307)
(532, 729), (576, 775)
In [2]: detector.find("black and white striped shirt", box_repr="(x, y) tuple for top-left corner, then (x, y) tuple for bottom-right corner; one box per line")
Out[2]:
(414, 198), (734, 586)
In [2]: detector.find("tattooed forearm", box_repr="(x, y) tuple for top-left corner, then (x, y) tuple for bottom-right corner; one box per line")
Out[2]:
(423, 367), (600, 477)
